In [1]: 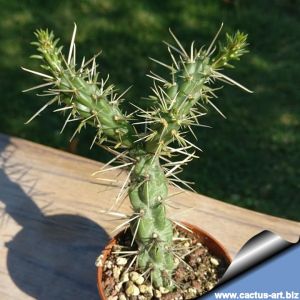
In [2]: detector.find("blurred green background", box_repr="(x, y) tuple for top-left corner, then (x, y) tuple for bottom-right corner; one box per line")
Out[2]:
(0, 0), (299, 221)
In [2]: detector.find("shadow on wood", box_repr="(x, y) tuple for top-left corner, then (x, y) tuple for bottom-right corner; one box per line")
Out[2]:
(0, 135), (109, 300)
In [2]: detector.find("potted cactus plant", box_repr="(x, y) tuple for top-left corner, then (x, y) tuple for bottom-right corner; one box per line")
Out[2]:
(23, 24), (250, 299)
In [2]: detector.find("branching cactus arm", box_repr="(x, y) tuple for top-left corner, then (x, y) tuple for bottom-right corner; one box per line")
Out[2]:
(23, 26), (137, 149)
(144, 25), (251, 155)
(23, 24), (250, 290)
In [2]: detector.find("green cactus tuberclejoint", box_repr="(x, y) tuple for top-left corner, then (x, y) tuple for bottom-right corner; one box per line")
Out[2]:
(23, 23), (251, 290)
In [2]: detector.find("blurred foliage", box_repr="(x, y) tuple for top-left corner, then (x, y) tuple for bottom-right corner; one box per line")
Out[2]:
(0, 0), (299, 220)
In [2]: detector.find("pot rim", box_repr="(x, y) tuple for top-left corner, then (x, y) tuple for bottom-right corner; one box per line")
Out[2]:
(97, 221), (232, 300)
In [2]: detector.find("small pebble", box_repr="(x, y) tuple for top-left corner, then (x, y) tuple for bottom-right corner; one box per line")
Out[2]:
(183, 242), (190, 248)
(113, 266), (121, 280)
(115, 282), (123, 292)
(113, 245), (121, 251)
(206, 282), (214, 290)
(120, 272), (129, 283)
(139, 285), (147, 294)
(159, 287), (169, 294)
(126, 282), (140, 297)
(186, 287), (197, 298)
(130, 271), (144, 285)
(139, 284), (153, 295)
(210, 257), (219, 266)
(105, 260), (113, 269)
(117, 257), (128, 266)
(154, 289), (162, 298)
(174, 257), (180, 267)
(118, 294), (126, 300)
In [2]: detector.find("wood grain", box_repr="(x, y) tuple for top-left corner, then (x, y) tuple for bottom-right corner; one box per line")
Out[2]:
(0, 133), (299, 299)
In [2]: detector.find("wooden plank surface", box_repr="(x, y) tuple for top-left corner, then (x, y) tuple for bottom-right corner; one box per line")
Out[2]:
(0, 133), (299, 299)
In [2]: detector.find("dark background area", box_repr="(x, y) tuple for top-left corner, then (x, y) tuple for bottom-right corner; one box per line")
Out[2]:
(0, 0), (299, 221)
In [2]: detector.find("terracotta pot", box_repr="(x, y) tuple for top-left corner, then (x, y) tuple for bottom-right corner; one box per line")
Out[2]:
(97, 222), (232, 300)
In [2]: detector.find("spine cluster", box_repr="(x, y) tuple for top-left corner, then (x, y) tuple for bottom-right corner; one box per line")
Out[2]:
(23, 24), (250, 289)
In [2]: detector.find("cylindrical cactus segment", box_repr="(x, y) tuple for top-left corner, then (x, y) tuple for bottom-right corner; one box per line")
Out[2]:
(145, 30), (249, 155)
(128, 154), (174, 287)
(28, 29), (136, 148)
(145, 57), (212, 154)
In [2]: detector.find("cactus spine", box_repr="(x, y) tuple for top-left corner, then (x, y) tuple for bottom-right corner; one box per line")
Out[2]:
(23, 24), (250, 289)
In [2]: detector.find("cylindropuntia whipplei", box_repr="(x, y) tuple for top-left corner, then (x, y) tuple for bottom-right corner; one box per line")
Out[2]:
(23, 23), (251, 289)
